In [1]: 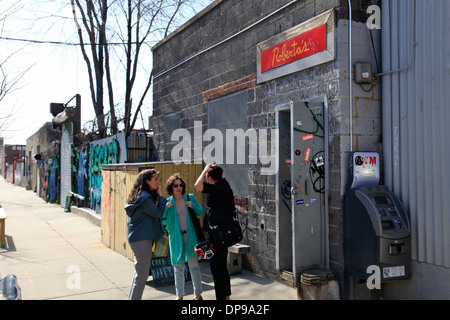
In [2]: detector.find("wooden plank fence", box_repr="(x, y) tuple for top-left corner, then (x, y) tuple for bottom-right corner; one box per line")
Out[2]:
(101, 161), (204, 260)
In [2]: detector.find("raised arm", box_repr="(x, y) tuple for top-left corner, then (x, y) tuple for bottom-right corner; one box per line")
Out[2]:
(194, 164), (213, 192)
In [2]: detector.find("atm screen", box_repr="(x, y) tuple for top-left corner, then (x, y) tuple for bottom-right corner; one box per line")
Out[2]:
(374, 196), (388, 205)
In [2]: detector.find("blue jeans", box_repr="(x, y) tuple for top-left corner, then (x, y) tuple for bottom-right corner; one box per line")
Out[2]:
(174, 233), (202, 296)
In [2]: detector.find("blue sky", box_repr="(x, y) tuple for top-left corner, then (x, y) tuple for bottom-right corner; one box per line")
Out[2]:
(0, 0), (211, 145)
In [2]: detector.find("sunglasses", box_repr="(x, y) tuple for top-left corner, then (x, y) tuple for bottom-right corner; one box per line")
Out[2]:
(173, 184), (184, 188)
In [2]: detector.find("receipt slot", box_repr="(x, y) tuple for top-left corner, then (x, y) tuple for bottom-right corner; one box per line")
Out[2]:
(345, 152), (410, 287)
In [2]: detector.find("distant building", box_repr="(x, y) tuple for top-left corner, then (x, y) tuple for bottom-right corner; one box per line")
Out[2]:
(2, 144), (26, 185)
(26, 122), (61, 199)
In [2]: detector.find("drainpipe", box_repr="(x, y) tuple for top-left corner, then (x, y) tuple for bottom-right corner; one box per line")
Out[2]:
(348, 0), (353, 152)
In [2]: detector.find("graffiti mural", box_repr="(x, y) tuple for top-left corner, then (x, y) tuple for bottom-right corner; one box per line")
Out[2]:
(48, 157), (59, 203)
(281, 179), (292, 214)
(72, 146), (89, 207)
(71, 132), (126, 213)
(235, 197), (249, 244)
(89, 138), (120, 212)
(36, 157), (60, 204)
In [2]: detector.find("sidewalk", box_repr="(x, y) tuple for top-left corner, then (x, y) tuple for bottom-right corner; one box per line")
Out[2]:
(0, 177), (297, 300)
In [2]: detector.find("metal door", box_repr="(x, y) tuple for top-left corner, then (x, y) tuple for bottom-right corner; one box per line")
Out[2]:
(290, 101), (327, 280)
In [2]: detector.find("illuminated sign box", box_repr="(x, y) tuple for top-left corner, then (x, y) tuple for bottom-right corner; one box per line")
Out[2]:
(256, 9), (335, 84)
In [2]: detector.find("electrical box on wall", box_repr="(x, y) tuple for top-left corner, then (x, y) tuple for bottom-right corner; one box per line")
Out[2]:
(354, 63), (373, 84)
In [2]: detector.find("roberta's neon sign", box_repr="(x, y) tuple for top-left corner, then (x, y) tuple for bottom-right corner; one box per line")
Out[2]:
(260, 24), (327, 73)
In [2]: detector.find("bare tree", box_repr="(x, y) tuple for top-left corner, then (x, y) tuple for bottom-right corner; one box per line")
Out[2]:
(71, 0), (211, 138)
(71, 0), (109, 138)
(0, 63), (33, 135)
(0, 0), (33, 136)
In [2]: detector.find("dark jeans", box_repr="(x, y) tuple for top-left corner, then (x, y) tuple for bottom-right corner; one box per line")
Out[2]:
(209, 244), (231, 300)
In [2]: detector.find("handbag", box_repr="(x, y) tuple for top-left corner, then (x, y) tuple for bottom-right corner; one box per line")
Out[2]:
(152, 222), (170, 257)
(209, 210), (243, 247)
(187, 194), (205, 243)
(152, 234), (170, 257)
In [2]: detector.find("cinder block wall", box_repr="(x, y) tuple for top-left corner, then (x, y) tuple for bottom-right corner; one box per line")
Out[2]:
(152, 0), (380, 285)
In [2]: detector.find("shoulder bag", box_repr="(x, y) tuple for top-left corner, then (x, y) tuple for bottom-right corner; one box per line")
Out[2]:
(209, 209), (243, 248)
(187, 194), (205, 243)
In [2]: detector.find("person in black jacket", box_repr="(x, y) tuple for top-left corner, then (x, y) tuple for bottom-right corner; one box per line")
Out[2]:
(194, 164), (234, 300)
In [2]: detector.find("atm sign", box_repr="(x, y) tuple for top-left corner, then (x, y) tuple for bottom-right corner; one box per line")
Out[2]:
(368, 156), (377, 165)
(355, 154), (378, 166)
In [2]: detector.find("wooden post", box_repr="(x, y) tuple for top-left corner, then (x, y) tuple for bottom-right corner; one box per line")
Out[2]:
(0, 207), (6, 248)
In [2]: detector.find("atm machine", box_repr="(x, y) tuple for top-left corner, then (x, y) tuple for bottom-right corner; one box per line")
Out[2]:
(344, 152), (410, 298)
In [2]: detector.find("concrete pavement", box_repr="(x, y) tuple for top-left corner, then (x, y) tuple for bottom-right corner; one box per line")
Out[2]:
(0, 177), (297, 300)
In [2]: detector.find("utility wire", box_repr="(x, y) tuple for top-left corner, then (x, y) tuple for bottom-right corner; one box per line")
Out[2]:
(0, 36), (152, 46)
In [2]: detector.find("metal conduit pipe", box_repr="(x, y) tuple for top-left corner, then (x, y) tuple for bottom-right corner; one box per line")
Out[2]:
(348, 0), (353, 152)
(154, 0), (354, 153)
(377, 0), (416, 77)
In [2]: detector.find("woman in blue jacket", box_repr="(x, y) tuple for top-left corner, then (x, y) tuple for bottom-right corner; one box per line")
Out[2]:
(125, 169), (167, 300)
(163, 173), (204, 300)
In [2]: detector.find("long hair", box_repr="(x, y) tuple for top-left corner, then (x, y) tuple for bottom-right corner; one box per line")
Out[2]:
(127, 169), (159, 204)
(165, 173), (186, 196)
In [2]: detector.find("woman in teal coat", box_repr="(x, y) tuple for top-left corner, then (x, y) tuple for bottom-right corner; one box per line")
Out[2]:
(163, 173), (203, 300)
